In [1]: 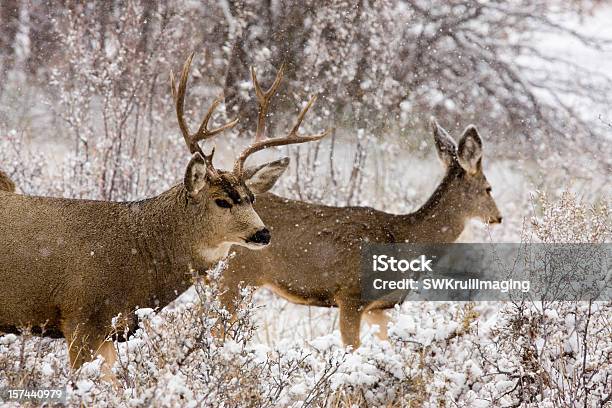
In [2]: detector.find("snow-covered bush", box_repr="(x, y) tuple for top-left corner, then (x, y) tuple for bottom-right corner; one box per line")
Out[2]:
(0, 261), (347, 407)
(473, 192), (611, 407)
(1, 192), (609, 407)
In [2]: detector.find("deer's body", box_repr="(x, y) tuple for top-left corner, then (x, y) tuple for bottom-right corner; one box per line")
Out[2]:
(0, 186), (215, 341)
(0, 171), (276, 371)
(221, 121), (502, 348)
(226, 164), (469, 306)
(227, 193), (393, 304)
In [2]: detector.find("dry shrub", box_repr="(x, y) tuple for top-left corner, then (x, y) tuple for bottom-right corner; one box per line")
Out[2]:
(476, 192), (611, 407)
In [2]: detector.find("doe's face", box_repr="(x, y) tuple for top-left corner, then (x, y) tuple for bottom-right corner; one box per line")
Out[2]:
(432, 119), (502, 225)
(456, 163), (502, 224)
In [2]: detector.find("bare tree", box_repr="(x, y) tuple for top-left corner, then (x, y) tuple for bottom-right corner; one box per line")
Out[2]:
(1, 0), (610, 201)
(223, 0), (612, 165)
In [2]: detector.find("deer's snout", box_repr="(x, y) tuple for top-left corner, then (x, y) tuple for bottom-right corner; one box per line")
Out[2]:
(247, 228), (271, 245)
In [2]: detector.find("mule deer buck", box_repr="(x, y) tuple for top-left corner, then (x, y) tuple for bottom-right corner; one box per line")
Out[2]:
(0, 169), (15, 193)
(220, 119), (502, 348)
(0, 54), (327, 380)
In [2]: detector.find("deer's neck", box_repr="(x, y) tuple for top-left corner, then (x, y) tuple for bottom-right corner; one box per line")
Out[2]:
(132, 185), (219, 308)
(390, 170), (467, 243)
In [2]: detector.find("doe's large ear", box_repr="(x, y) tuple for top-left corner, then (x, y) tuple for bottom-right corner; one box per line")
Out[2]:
(430, 117), (457, 167)
(184, 153), (214, 197)
(457, 125), (483, 174)
(244, 157), (290, 194)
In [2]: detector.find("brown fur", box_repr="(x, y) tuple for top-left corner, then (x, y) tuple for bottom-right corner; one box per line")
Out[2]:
(221, 121), (502, 348)
(0, 169), (15, 193)
(0, 159), (287, 370)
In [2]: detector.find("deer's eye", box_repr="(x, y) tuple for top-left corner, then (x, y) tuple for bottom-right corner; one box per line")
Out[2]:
(215, 199), (232, 209)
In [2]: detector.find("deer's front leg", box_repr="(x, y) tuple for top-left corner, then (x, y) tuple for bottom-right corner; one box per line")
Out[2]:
(337, 299), (363, 350)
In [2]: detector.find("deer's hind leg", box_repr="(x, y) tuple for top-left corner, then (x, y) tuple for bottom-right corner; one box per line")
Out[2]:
(337, 299), (363, 350)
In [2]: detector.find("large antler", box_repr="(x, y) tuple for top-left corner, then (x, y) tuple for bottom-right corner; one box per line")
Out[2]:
(170, 53), (239, 164)
(233, 65), (329, 177)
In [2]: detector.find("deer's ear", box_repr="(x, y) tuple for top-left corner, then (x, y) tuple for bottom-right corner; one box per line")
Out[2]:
(457, 125), (483, 174)
(430, 117), (457, 167)
(244, 157), (290, 194)
(184, 153), (212, 196)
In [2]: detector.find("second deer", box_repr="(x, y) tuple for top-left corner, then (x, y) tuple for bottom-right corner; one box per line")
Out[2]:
(220, 119), (502, 348)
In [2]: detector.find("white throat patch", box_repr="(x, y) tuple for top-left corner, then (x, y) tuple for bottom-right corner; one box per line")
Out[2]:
(199, 243), (233, 263)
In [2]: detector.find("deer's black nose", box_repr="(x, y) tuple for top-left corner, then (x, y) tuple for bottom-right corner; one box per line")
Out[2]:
(248, 228), (271, 245)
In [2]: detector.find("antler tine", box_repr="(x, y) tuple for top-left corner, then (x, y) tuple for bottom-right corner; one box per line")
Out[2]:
(170, 53), (239, 158)
(171, 53), (200, 155)
(233, 92), (330, 176)
(195, 97), (221, 138)
(288, 95), (317, 139)
(251, 63), (285, 141)
(194, 97), (240, 143)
